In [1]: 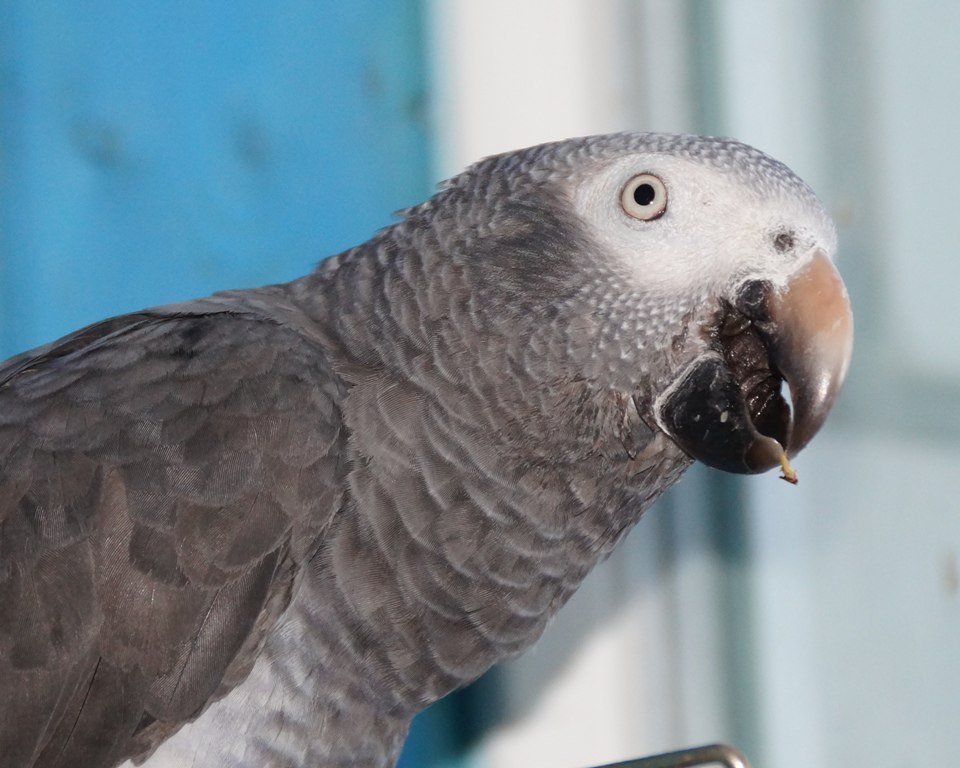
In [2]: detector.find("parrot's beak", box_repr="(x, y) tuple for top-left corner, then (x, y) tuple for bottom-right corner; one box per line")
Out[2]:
(655, 251), (853, 477)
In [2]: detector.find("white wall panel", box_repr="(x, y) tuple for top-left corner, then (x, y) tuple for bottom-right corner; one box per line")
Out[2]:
(426, 3), (960, 767)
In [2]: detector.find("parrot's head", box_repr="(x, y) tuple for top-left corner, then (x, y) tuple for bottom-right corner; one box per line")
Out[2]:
(432, 133), (853, 477)
(561, 133), (852, 476)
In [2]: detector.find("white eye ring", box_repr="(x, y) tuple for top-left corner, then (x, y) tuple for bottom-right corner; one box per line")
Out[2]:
(621, 173), (667, 221)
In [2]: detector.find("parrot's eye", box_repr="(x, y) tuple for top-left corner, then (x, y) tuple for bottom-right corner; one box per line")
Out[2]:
(621, 173), (667, 221)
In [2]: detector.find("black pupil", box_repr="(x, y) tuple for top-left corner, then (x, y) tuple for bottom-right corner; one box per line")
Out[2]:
(633, 183), (656, 207)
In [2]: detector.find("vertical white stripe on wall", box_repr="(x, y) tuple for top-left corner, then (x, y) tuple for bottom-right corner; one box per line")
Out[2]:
(427, 0), (703, 179)
(427, 0), (629, 179)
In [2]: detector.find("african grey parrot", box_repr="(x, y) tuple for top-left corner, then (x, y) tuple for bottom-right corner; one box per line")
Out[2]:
(0, 133), (853, 768)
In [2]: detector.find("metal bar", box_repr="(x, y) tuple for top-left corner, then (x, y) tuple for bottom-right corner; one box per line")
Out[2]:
(589, 743), (751, 768)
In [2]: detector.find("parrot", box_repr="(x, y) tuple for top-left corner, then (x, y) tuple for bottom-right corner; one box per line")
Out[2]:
(0, 133), (853, 768)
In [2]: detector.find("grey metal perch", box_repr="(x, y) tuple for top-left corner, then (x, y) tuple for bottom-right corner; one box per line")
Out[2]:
(592, 743), (751, 768)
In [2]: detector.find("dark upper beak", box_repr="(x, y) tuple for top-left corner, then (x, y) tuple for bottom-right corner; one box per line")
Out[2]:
(655, 251), (853, 477)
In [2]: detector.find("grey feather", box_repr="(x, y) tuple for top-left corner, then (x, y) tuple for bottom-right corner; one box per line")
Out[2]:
(0, 133), (840, 767)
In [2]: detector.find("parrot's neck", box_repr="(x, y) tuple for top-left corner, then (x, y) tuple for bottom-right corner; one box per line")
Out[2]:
(261, 232), (692, 763)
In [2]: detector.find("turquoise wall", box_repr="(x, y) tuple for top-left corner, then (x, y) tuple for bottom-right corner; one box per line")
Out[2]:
(0, 1), (432, 357)
(0, 2), (455, 765)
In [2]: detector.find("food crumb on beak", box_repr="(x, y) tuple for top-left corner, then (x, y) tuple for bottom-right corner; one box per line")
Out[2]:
(778, 452), (798, 484)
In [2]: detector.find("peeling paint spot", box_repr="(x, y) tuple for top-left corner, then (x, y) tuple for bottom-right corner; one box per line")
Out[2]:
(944, 551), (958, 597)
(233, 118), (269, 169)
(72, 119), (125, 168)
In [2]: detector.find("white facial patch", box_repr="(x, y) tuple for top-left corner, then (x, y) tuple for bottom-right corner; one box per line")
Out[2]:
(568, 152), (838, 301)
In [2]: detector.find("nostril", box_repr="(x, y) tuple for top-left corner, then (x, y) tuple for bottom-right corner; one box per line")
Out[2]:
(773, 230), (796, 252)
(736, 280), (772, 321)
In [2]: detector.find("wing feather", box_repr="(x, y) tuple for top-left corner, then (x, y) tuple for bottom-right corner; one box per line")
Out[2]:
(0, 305), (347, 767)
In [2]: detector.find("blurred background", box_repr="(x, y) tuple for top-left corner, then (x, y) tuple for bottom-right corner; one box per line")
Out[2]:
(2, 2), (958, 767)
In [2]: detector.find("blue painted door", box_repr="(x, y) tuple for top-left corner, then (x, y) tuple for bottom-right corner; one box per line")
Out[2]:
(0, 1), (431, 356)
(0, 2), (453, 765)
